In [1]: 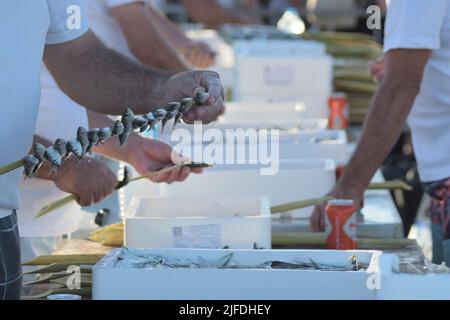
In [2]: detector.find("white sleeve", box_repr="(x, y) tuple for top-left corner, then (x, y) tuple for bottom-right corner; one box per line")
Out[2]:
(106, 0), (144, 8)
(45, 0), (90, 44)
(384, 0), (449, 53)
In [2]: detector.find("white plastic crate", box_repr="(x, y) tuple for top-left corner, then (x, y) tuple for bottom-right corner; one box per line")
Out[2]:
(166, 129), (347, 165)
(124, 196), (271, 249)
(222, 101), (328, 121)
(233, 55), (332, 109)
(378, 255), (450, 300)
(93, 248), (385, 300)
(157, 159), (336, 219)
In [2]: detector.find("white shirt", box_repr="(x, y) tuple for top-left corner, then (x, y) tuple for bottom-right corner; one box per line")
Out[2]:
(86, 0), (143, 59)
(18, 0), (140, 235)
(0, 0), (90, 219)
(18, 69), (89, 237)
(384, 0), (450, 182)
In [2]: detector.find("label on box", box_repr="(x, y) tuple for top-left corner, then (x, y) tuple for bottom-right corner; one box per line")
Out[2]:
(172, 224), (222, 249)
(264, 65), (294, 86)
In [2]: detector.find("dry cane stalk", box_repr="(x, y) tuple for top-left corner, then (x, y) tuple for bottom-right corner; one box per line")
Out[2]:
(0, 159), (24, 175)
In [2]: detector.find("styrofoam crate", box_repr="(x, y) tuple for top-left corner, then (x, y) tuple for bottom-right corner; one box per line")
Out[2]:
(93, 248), (385, 300)
(157, 159), (336, 219)
(232, 39), (327, 57)
(124, 196), (271, 249)
(235, 94), (329, 119)
(378, 254), (450, 300)
(157, 119), (329, 143)
(166, 129), (347, 165)
(222, 101), (328, 121)
(233, 55), (332, 99)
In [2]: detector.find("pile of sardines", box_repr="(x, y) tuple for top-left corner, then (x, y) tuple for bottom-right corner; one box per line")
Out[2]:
(22, 92), (209, 178)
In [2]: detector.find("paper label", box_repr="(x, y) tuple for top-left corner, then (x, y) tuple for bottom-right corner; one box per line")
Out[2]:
(264, 65), (294, 86)
(172, 224), (222, 249)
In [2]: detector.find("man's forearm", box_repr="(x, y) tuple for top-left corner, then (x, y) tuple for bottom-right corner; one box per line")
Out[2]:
(146, 5), (192, 50)
(338, 81), (419, 192)
(44, 30), (173, 115)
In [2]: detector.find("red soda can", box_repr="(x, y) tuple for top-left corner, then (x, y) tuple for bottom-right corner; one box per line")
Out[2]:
(325, 199), (357, 250)
(328, 92), (349, 129)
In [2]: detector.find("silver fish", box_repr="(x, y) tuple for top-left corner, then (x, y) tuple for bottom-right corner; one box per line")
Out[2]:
(66, 139), (83, 159)
(111, 120), (124, 136)
(132, 116), (148, 130)
(23, 154), (40, 178)
(174, 98), (195, 127)
(98, 127), (112, 143)
(193, 91), (210, 105)
(53, 139), (67, 158)
(119, 108), (134, 146)
(77, 127), (89, 157)
(44, 146), (62, 173)
(33, 143), (46, 162)
(161, 102), (180, 132)
(32, 143), (47, 174)
(140, 112), (153, 132)
(153, 108), (167, 121)
(87, 128), (100, 154)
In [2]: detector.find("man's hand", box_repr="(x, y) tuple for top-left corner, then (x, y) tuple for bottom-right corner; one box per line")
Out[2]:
(162, 70), (225, 124)
(52, 156), (117, 207)
(309, 184), (364, 232)
(369, 56), (385, 83)
(124, 135), (203, 183)
(309, 49), (432, 232)
(181, 42), (217, 69)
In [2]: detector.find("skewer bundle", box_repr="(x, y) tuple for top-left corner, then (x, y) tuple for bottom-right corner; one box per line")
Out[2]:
(0, 92), (210, 178)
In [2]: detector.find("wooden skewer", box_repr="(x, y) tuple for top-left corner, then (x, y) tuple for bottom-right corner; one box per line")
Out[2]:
(272, 232), (417, 248)
(0, 159), (24, 175)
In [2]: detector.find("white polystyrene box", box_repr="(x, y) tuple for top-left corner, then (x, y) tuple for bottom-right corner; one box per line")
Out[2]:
(157, 119), (329, 143)
(124, 196), (271, 249)
(232, 39), (327, 57)
(233, 55), (333, 103)
(167, 129), (347, 165)
(221, 101), (327, 121)
(377, 254), (450, 300)
(93, 248), (385, 300)
(157, 159), (336, 219)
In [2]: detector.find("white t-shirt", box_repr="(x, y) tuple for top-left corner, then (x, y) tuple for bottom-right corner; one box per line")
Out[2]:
(18, 69), (89, 237)
(18, 0), (140, 235)
(0, 0), (90, 219)
(384, 0), (450, 182)
(86, 0), (144, 59)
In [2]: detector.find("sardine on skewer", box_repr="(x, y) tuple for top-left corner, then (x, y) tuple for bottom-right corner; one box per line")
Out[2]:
(161, 102), (180, 133)
(23, 154), (40, 178)
(119, 108), (134, 147)
(66, 139), (83, 160)
(32, 143), (47, 174)
(87, 128), (100, 154)
(98, 127), (112, 144)
(76, 127), (89, 158)
(193, 91), (210, 105)
(44, 146), (62, 174)
(111, 120), (124, 136)
(173, 98), (195, 128)
(53, 139), (67, 158)
(132, 116), (148, 131)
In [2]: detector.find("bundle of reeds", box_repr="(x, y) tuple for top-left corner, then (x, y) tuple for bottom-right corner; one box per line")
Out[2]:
(301, 31), (381, 124)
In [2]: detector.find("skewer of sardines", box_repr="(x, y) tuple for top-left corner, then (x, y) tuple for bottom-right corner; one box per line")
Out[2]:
(0, 91), (210, 178)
